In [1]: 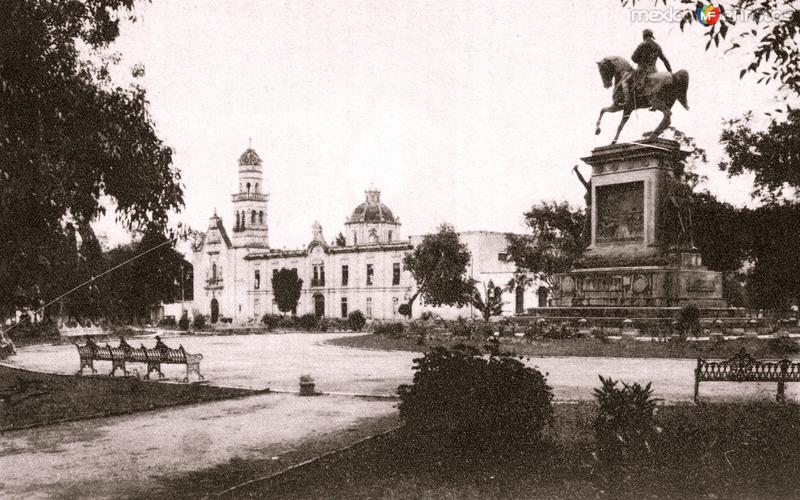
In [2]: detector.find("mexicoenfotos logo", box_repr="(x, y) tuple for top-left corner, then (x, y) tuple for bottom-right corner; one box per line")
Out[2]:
(695, 3), (720, 26)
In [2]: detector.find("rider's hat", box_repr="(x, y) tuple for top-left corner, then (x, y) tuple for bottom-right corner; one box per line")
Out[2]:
(643, 29), (655, 39)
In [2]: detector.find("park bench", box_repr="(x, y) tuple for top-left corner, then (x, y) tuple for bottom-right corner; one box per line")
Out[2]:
(76, 337), (204, 383)
(695, 348), (800, 403)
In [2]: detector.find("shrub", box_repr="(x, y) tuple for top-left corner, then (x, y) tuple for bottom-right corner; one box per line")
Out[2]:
(158, 316), (177, 328)
(316, 316), (330, 332)
(407, 320), (428, 340)
(178, 313), (190, 331)
(420, 311), (434, 321)
(297, 313), (319, 330)
(261, 313), (281, 331)
(677, 304), (700, 336)
(593, 376), (661, 464)
(373, 321), (405, 336)
(398, 303), (411, 318)
(278, 315), (296, 328)
(451, 317), (473, 338)
(474, 321), (494, 338)
(348, 310), (366, 332)
(398, 344), (553, 455)
(192, 315), (207, 330)
(768, 336), (800, 356)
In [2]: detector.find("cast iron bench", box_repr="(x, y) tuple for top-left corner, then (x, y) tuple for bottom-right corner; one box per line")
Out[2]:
(695, 348), (800, 403)
(76, 337), (204, 383)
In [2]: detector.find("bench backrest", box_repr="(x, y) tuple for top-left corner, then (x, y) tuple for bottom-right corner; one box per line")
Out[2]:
(697, 349), (799, 382)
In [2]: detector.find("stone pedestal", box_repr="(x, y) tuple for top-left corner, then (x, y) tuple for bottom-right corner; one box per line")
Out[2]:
(549, 138), (726, 317)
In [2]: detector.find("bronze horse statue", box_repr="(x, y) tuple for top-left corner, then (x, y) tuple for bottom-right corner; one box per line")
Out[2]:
(594, 56), (689, 144)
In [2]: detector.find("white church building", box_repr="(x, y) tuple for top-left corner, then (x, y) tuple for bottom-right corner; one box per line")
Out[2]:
(191, 147), (539, 324)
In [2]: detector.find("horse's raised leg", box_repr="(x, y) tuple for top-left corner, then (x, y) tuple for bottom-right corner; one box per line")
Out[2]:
(595, 104), (621, 135)
(611, 110), (631, 144)
(647, 108), (672, 138)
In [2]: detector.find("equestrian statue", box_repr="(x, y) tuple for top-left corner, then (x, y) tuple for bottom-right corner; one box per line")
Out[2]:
(594, 29), (690, 144)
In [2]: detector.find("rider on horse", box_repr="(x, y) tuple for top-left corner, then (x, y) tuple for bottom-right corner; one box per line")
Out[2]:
(621, 29), (672, 109)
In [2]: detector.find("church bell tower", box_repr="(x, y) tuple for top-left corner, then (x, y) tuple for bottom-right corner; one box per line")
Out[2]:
(231, 143), (269, 248)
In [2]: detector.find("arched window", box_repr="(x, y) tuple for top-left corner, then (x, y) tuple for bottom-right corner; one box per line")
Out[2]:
(387, 230), (393, 242)
(211, 263), (217, 280)
(368, 228), (378, 244)
(251, 210), (256, 224)
(246, 182), (251, 194)
(258, 211), (264, 224)
(255, 183), (259, 193)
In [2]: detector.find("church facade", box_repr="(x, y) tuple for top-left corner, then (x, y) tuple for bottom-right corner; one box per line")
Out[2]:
(191, 147), (538, 324)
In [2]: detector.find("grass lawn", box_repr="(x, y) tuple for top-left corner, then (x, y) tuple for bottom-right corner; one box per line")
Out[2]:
(0, 365), (260, 430)
(239, 402), (800, 499)
(330, 333), (798, 360)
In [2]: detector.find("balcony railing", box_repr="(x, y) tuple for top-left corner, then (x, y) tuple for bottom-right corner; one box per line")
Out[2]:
(310, 279), (326, 287)
(205, 277), (224, 289)
(231, 193), (268, 202)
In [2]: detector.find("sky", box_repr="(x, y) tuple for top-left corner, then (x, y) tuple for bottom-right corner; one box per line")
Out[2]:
(94, 0), (788, 250)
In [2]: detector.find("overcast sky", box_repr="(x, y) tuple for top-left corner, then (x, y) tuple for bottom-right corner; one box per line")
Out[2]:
(94, 0), (788, 250)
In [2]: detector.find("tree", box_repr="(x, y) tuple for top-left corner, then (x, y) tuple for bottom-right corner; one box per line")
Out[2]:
(0, 1), (183, 318)
(272, 268), (303, 315)
(720, 110), (800, 203)
(744, 203), (800, 310)
(402, 223), (473, 317)
(506, 201), (584, 287)
(471, 281), (504, 321)
(100, 229), (189, 322)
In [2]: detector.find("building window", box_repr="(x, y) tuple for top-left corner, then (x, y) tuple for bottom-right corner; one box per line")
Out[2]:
(369, 228), (378, 244)
(341, 297), (348, 318)
(498, 253), (508, 262)
(255, 182), (259, 193)
(251, 210), (256, 224)
(272, 268), (278, 285)
(254, 269), (260, 289)
(246, 182), (251, 194)
(366, 297), (373, 319)
(366, 264), (374, 286)
(312, 264), (325, 287)
(341, 265), (349, 286)
(254, 297), (260, 316)
(258, 211), (264, 224)
(392, 262), (400, 285)
(392, 297), (399, 317)
(353, 232), (357, 245)
(387, 230), (393, 242)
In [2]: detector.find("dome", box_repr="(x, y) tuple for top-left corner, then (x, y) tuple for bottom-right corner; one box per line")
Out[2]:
(348, 188), (397, 224)
(238, 148), (262, 167)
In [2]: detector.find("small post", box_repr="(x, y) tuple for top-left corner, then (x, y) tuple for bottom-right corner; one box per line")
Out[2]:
(694, 358), (701, 403)
(777, 360), (789, 404)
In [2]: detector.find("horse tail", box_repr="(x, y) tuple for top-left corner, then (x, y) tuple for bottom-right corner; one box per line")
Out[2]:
(674, 70), (689, 110)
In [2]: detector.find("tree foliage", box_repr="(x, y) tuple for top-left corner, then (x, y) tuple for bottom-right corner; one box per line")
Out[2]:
(720, 110), (800, 202)
(0, 1), (183, 317)
(403, 223), (473, 316)
(272, 268), (303, 315)
(506, 201), (584, 286)
(471, 280), (505, 321)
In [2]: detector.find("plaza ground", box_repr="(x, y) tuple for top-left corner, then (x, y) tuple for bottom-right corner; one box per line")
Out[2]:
(2, 332), (799, 499)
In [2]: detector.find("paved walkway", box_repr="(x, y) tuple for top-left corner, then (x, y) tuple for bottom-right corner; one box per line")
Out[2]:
(6, 333), (795, 402)
(2, 333), (796, 499)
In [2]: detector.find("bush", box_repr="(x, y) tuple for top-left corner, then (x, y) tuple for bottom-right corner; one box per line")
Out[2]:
(158, 316), (177, 328)
(297, 313), (319, 330)
(348, 310), (366, 332)
(278, 315), (296, 328)
(373, 321), (405, 337)
(398, 344), (553, 455)
(178, 313), (190, 331)
(398, 303), (411, 318)
(593, 376), (661, 464)
(261, 313), (281, 331)
(192, 315), (207, 330)
(677, 304), (700, 336)
(768, 336), (800, 356)
(474, 321), (494, 338)
(451, 317), (473, 338)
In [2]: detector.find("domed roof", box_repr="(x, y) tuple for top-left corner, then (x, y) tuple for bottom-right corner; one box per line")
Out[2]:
(238, 148), (262, 167)
(348, 187), (397, 224)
